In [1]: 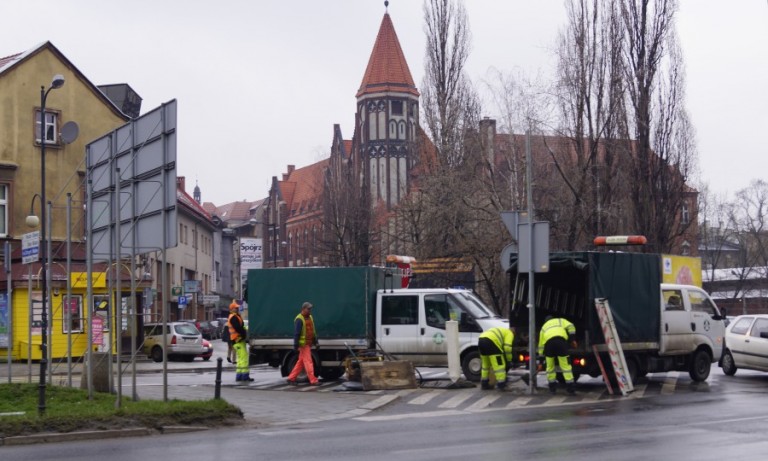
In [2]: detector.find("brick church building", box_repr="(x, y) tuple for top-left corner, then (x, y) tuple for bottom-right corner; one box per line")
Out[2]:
(261, 10), (434, 268)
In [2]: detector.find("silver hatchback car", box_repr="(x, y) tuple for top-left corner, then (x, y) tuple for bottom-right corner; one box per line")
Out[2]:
(143, 322), (204, 362)
(721, 314), (768, 375)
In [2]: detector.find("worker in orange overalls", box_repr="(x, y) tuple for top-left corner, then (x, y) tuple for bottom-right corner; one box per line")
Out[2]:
(287, 302), (319, 386)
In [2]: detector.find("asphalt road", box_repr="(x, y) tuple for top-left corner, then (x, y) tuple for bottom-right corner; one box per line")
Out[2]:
(4, 366), (768, 460)
(4, 341), (768, 459)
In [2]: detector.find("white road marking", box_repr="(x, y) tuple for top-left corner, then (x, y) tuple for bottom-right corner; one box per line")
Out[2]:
(438, 389), (476, 408)
(408, 389), (446, 405)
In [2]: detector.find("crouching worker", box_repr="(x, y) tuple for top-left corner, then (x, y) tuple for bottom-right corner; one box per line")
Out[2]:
(228, 301), (253, 382)
(538, 315), (577, 394)
(478, 327), (514, 390)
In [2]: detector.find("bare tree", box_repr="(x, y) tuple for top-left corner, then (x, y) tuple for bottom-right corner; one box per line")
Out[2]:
(618, 0), (697, 252)
(546, 0), (632, 248)
(421, 0), (476, 168)
(321, 139), (371, 266)
(733, 180), (768, 271)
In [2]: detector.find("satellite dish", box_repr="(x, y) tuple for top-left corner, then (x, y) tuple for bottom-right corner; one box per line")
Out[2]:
(60, 121), (79, 144)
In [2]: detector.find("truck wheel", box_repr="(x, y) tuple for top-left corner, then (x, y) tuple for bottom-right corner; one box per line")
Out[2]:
(721, 350), (738, 376)
(151, 346), (164, 363)
(283, 352), (320, 382)
(461, 350), (482, 382)
(319, 367), (344, 381)
(688, 349), (712, 382)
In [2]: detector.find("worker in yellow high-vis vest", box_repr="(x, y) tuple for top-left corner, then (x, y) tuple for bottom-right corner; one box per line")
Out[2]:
(538, 316), (577, 394)
(478, 327), (515, 390)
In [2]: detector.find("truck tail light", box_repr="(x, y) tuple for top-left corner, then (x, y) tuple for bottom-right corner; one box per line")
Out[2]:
(573, 357), (585, 366)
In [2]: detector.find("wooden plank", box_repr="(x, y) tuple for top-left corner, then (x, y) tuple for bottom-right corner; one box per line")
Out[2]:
(360, 361), (417, 390)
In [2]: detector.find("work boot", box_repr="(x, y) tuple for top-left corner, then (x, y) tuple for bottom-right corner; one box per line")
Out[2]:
(566, 382), (576, 395)
(548, 382), (557, 394)
(496, 381), (508, 391)
(480, 380), (491, 390)
(235, 373), (243, 382)
(243, 373), (254, 382)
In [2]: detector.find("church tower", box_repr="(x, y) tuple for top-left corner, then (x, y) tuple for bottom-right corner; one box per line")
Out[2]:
(355, 9), (419, 210)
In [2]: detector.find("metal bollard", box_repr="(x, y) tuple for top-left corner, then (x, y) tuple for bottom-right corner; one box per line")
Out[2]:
(215, 357), (223, 399)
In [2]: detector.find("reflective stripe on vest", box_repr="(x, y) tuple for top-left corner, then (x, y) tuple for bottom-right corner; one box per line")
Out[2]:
(228, 313), (243, 342)
(295, 313), (315, 347)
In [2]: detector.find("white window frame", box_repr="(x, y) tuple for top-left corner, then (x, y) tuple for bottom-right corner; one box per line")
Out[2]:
(35, 109), (59, 144)
(681, 202), (690, 225)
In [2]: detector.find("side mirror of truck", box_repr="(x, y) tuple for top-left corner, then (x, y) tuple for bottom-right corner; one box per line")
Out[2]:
(712, 307), (727, 321)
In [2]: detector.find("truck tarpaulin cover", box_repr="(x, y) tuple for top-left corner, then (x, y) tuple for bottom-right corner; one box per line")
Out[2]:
(509, 252), (661, 343)
(247, 267), (386, 339)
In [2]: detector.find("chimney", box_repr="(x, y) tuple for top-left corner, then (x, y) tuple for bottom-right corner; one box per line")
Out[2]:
(177, 176), (186, 191)
(479, 117), (496, 163)
(282, 165), (296, 181)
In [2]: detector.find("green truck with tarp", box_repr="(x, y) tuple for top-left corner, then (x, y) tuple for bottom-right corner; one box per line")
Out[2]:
(247, 266), (509, 381)
(508, 251), (727, 382)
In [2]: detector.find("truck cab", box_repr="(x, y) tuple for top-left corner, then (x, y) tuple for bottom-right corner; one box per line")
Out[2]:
(375, 288), (508, 380)
(660, 283), (726, 359)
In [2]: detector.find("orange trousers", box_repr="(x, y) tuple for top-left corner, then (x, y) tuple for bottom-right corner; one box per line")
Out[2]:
(288, 345), (318, 384)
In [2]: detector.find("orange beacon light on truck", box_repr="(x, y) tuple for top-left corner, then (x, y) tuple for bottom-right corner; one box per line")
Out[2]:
(593, 235), (647, 246)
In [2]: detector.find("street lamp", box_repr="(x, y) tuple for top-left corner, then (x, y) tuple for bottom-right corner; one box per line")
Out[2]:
(37, 73), (65, 416)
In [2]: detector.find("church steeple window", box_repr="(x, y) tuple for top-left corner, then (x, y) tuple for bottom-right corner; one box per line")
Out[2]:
(391, 100), (403, 116)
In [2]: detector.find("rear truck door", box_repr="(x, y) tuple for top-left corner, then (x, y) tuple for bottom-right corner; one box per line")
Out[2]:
(421, 293), (483, 366)
(684, 286), (725, 359)
(660, 287), (691, 354)
(377, 292), (423, 364)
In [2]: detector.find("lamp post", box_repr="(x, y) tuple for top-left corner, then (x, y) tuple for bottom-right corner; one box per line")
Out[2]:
(37, 74), (65, 416)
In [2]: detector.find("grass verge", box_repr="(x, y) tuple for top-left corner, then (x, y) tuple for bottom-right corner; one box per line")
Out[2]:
(0, 383), (243, 438)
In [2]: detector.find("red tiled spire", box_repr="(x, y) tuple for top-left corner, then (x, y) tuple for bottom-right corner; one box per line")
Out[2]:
(356, 13), (419, 98)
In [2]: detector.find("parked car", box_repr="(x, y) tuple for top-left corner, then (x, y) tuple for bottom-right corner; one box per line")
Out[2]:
(143, 322), (204, 363)
(182, 319), (216, 340)
(198, 320), (217, 340)
(215, 317), (229, 339)
(198, 339), (213, 361)
(721, 314), (768, 375)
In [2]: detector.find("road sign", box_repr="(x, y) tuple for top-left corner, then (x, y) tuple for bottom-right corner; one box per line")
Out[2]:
(500, 211), (529, 239)
(518, 222), (550, 273)
(171, 286), (182, 296)
(178, 295), (188, 308)
(22, 231), (40, 264)
(500, 243), (517, 272)
(201, 295), (220, 305)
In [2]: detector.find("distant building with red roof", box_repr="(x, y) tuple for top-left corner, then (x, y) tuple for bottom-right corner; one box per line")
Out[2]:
(263, 8), (432, 267)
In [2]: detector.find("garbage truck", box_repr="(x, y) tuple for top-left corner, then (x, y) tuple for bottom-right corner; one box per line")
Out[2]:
(508, 251), (726, 382)
(247, 266), (509, 381)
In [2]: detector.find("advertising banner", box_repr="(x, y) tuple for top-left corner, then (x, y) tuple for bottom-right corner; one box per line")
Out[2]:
(240, 237), (263, 285)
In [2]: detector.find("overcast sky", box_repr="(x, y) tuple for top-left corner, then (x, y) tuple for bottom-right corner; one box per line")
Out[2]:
(2, 1), (766, 206)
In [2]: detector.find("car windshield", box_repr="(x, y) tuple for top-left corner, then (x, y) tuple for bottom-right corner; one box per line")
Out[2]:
(451, 291), (499, 319)
(174, 324), (200, 335)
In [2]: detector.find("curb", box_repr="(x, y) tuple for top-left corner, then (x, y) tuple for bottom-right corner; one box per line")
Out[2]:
(0, 425), (211, 446)
(1, 428), (154, 446)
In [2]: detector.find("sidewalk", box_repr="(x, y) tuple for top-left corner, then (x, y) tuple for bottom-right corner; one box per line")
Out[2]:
(0, 356), (400, 428)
